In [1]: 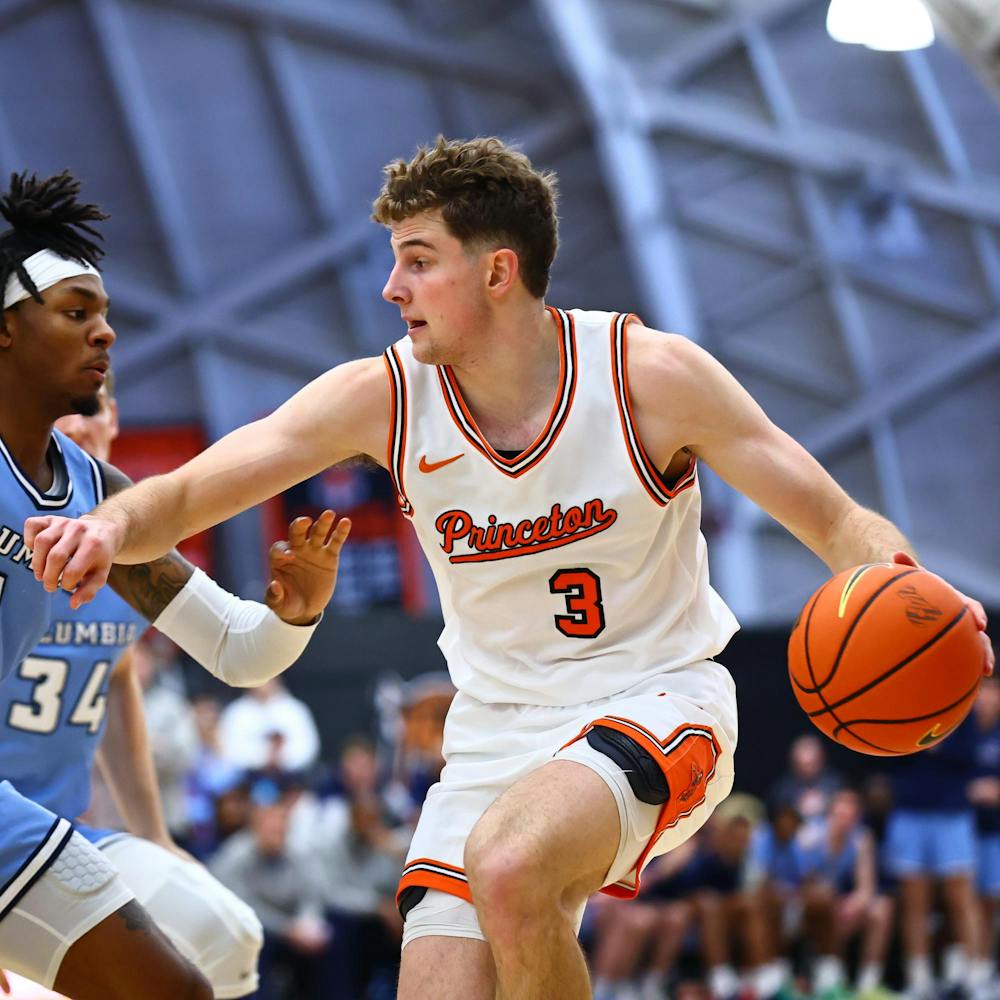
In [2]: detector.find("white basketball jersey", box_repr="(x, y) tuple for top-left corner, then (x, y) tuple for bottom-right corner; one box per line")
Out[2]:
(383, 308), (739, 707)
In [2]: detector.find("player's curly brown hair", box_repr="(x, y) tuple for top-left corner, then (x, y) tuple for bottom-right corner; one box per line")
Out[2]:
(372, 136), (559, 299)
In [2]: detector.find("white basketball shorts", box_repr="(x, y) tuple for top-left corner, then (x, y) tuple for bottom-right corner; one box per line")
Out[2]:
(400, 658), (737, 947)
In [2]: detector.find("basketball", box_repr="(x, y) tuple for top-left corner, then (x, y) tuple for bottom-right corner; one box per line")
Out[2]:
(788, 563), (983, 756)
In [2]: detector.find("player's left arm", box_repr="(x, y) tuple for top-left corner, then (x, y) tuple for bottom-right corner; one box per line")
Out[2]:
(93, 647), (190, 859)
(100, 461), (351, 686)
(628, 325), (992, 671)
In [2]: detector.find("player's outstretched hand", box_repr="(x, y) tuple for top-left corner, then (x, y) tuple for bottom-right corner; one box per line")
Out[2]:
(24, 514), (123, 610)
(893, 552), (994, 677)
(265, 510), (351, 626)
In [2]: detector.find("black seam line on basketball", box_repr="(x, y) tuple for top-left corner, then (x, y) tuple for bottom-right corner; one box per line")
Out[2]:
(800, 573), (865, 743)
(807, 605), (970, 718)
(832, 677), (982, 737)
(795, 568), (921, 695)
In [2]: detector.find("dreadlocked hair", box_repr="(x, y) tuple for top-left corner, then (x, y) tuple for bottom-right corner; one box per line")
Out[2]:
(0, 170), (108, 306)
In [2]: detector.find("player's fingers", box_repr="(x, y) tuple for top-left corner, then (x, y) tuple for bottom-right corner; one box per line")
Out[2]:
(268, 539), (293, 565)
(37, 528), (83, 591)
(67, 566), (109, 610)
(324, 516), (351, 551)
(983, 634), (995, 677)
(28, 520), (67, 583)
(288, 516), (312, 547)
(891, 550), (919, 568)
(309, 510), (336, 547)
(23, 515), (53, 548)
(966, 597), (988, 632)
(265, 580), (284, 608)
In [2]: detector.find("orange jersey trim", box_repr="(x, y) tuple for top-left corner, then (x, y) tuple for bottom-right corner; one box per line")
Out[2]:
(397, 858), (473, 907)
(610, 313), (698, 506)
(561, 715), (722, 900)
(436, 306), (578, 479)
(384, 345), (413, 517)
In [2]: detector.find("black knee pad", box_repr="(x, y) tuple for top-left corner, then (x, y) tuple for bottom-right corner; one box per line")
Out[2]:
(397, 884), (427, 921)
(585, 725), (671, 806)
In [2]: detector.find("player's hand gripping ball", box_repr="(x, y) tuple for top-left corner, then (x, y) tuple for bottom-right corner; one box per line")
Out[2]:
(788, 558), (986, 756)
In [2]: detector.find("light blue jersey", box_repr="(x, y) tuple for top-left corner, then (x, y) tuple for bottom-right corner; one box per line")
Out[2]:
(0, 429), (106, 679)
(0, 428), (108, 917)
(0, 584), (146, 822)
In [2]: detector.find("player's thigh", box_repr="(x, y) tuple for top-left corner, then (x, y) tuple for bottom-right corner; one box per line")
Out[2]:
(54, 899), (211, 1000)
(99, 834), (262, 998)
(465, 757), (622, 907)
(397, 933), (495, 1000)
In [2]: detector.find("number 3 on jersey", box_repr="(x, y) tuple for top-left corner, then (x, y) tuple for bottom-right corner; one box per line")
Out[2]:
(549, 569), (605, 638)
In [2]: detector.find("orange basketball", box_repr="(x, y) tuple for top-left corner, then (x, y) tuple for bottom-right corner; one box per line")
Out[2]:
(788, 563), (982, 756)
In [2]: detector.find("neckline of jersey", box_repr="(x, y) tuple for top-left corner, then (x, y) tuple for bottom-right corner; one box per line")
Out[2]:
(0, 431), (74, 509)
(435, 306), (577, 478)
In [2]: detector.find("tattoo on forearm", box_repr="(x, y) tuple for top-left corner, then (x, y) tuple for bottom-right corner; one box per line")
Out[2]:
(100, 460), (195, 619)
(108, 551), (193, 621)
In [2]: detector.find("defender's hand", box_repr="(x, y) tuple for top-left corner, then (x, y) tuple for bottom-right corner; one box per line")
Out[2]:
(23, 514), (124, 609)
(893, 552), (994, 676)
(265, 510), (351, 626)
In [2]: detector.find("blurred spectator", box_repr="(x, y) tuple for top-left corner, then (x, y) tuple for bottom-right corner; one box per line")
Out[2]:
(291, 737), (408, 999)
(380, 672), (454, 823)
(219, 678), (321, 774)
(590, 837), (700, 1000)
(132, 635), (198, 840)
(210, 780), (333, 1000)
(884, 713), (981, 1000)
(797, 789), (894, 998)
(686, 807), (785, 1000)
(748, 803), (807, 985)
(183, 693), (250, 858)
(770, 735), (843, 831)
(970, 677), (1000, 1000)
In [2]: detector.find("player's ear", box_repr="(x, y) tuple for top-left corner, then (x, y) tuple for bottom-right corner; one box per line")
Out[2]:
(486, 248), (519, 298)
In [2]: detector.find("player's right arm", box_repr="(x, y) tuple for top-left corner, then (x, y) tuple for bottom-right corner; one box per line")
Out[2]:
(25, 356), (389, 607)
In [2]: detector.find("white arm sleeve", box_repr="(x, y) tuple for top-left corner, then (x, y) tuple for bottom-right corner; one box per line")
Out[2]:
(151, 567), (321, 687)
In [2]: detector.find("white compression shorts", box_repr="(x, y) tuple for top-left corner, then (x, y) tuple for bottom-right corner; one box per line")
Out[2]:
(0, 831), (133, 988)
(98, 834), (263, 998)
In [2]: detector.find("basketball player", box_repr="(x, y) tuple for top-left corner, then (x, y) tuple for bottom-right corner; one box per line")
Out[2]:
(26, 138), (994, 1000)
(0, 170), (348, 1000)
(1, 375), (347, 998)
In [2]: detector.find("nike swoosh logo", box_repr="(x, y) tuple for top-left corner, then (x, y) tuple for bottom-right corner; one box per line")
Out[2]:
(916, 724), (944, 747)
(419, 453), (464, 473)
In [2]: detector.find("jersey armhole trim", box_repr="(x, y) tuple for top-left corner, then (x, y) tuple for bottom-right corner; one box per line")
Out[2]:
(0, 816), (75, 920)
(610, 312), (698, 507)
(383, 346), (413, 518)
(87, 454), (106, 505)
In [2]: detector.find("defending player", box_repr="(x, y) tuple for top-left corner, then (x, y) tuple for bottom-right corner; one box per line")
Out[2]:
(0, 376), (346, 997)
(0, 171), (348, 1000)
(26, 139), (994, 1000)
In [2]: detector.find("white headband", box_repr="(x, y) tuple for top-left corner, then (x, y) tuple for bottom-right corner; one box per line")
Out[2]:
(4, 249), (100, 310)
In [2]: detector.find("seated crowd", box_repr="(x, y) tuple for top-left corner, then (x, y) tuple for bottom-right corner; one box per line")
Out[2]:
(82, 642), (1000, 1000)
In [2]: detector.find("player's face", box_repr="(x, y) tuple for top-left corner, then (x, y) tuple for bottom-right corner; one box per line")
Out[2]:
(54, 384), (119, 461)
(382, 210), (492, 366)
(2, 273), (114, 417)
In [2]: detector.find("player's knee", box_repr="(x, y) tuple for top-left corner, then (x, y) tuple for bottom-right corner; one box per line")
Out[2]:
(197, 899), (262, 996)
(165, 875), (263, 996)
(464, 830), (547, 918)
